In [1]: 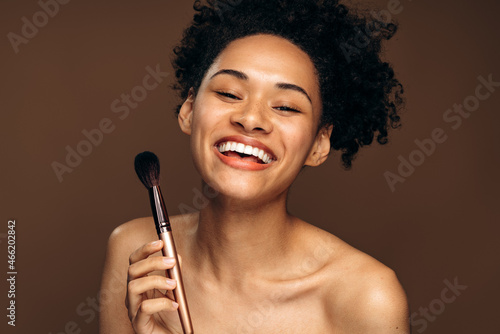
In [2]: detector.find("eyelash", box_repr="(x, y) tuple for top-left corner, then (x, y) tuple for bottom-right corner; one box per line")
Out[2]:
(215, 91), (301, 113)
(275, 105), (300, 113)
(216, 91), (239, 99)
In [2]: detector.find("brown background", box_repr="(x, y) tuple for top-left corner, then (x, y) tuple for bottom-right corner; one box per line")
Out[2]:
(1, 0), (499, 333)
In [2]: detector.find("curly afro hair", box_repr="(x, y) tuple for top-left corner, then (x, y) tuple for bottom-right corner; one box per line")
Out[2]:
(172, 0), (404, 169)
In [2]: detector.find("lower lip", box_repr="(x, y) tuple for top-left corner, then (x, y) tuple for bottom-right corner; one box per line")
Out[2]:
(213, 147), (273, 171)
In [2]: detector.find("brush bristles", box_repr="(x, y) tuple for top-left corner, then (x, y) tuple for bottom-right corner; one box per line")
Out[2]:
(134, 151), (160, 188)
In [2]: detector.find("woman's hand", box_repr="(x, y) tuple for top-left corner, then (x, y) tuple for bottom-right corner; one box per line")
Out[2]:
(126, 240), (179, 334)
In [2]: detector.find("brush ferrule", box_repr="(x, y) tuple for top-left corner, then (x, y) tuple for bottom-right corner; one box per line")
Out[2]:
(148, 186), (172, 234)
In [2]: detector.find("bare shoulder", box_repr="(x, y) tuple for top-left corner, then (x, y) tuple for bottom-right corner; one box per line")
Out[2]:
(108, 212), (197, 251)
(314, 228), (409, 333)
(107, 217), (157, 258)
(342, 258), (409, 332)
(106, 212), (198, 261)
(110, 216), (155, 240)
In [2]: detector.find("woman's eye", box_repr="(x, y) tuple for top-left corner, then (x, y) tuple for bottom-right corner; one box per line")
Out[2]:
(216, 91), (239, 99)
(275, 106), (300, 113)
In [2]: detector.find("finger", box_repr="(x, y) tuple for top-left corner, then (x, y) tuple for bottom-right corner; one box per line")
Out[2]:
(127, 275), (177, 319)
(133, 297), (179, 330)
(128, 256), (176, 281)
(129, 240), (164, 265)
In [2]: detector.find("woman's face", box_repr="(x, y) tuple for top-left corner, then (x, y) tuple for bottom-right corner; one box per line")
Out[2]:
(178, 34), (332, 202)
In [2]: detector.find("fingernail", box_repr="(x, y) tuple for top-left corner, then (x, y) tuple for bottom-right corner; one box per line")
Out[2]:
(151, 240), (161, 246)
(163, 257), (175, 265)
(166, 278), (176, 287)
(172, 301), (179, 309)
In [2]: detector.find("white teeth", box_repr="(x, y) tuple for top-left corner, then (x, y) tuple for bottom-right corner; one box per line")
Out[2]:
(258, 150), (264, 160)
(244, 145), (253, 155)
(217, 141), (274, 164)
(236, 143), (245, 153)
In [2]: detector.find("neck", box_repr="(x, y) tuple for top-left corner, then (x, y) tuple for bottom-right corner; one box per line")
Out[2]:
(191, 191), (296, 288)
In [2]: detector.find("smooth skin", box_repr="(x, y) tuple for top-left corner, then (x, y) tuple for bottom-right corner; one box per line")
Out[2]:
(100, 34), (410, 333)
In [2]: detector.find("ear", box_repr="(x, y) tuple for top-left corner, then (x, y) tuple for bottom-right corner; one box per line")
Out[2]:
(304, 125), (333, 167)
(178, 88), (196, 135)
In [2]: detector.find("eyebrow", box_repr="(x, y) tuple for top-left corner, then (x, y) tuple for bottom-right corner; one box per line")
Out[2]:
(210, 69), (312, 104)
(210, 69), (248, 81)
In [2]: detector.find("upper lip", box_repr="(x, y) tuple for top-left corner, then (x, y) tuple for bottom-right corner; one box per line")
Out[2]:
(214, 135), (277, 160)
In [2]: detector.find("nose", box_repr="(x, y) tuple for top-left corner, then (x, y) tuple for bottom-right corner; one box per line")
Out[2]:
(229, 99), (273, 134)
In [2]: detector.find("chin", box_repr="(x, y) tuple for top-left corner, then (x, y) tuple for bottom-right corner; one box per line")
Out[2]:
(203, 174), (290, 208)
(210, 178), (263, 201)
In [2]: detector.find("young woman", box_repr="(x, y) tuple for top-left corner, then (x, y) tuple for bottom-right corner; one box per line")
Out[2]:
(100, 0), (409, 333)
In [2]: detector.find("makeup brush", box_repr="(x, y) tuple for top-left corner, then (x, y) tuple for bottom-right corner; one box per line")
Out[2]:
(134, 151), (194, 334)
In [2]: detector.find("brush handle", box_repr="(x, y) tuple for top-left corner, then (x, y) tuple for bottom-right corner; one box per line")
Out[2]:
(159, 231), (194, 334)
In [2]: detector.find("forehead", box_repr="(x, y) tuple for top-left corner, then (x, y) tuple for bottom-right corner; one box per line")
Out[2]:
(204, 34), (321, 103)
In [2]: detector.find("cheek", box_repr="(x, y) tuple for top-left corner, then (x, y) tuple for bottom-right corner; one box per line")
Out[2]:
(192, 96), (227, 128)
(278, 122), (317, 157)
(189, 104), (224, 154)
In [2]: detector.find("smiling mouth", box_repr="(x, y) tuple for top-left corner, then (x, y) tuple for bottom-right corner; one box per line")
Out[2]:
(217, 141), (274, 164)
